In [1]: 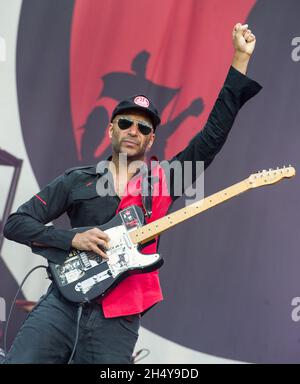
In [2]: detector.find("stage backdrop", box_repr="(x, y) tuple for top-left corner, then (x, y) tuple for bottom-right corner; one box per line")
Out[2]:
(1, 0), (300, 363)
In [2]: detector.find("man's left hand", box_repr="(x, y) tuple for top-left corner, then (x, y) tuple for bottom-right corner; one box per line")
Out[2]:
(232, 23), (256, 57)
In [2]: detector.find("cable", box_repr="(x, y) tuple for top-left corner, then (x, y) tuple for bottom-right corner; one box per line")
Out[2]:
(3, 263), (83, 364)
(0, 347), (5, 363)
(67, 303), (83, 364)
(3, 265), (48, 355)
(132, 348), (150, 363)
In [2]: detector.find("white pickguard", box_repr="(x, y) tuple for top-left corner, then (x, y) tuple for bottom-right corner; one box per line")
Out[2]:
(75, 225), (160, 295)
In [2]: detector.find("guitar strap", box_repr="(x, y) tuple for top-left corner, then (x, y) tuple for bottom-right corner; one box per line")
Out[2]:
(141, 156), (159, 219)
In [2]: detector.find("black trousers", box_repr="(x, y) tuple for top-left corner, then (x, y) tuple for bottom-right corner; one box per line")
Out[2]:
(4, 285), (140, 364)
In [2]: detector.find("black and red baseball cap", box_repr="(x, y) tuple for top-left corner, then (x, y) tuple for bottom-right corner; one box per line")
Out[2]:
(111, 95), (161, 128)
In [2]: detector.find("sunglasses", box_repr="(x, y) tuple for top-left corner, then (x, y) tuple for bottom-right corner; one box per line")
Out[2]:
(115, 117), (154, 136)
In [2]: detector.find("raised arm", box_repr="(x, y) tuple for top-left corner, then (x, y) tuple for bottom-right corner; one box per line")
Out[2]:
(166, 23), (262, 199)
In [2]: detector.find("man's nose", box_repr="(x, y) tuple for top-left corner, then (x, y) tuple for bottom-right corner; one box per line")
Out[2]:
(127, 122), (139, 135)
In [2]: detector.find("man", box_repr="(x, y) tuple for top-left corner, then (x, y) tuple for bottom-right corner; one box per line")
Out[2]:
(3, 23), (262, 363)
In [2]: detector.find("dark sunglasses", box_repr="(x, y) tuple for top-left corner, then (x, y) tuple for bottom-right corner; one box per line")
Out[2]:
(115, 117), (154, 135)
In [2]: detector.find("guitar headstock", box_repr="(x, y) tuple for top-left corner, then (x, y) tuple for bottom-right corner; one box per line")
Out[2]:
(247, 166), (296, 188)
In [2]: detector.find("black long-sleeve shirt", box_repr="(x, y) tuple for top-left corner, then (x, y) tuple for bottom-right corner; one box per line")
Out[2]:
(3, 66), (262, 264)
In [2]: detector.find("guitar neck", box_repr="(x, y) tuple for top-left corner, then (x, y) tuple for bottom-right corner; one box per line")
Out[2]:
(129, 179), (250, 245)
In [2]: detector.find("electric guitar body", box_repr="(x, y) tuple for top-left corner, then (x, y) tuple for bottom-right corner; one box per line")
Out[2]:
(49, 205), (163, 303)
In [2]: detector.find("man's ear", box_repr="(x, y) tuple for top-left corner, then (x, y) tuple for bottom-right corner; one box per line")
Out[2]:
(108, 123), (113, 139)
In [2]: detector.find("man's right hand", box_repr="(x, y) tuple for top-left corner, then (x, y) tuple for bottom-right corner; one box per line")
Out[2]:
(71, 228), (110, 259)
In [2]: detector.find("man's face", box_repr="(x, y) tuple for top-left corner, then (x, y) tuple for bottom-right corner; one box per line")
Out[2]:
(109, 110), (155, 160)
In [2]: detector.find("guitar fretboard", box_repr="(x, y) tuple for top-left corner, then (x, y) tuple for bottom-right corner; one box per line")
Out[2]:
(129, 179), (250, 245)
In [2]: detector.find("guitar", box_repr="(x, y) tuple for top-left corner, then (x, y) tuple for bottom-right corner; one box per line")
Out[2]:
(48, 166), (295, 303)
